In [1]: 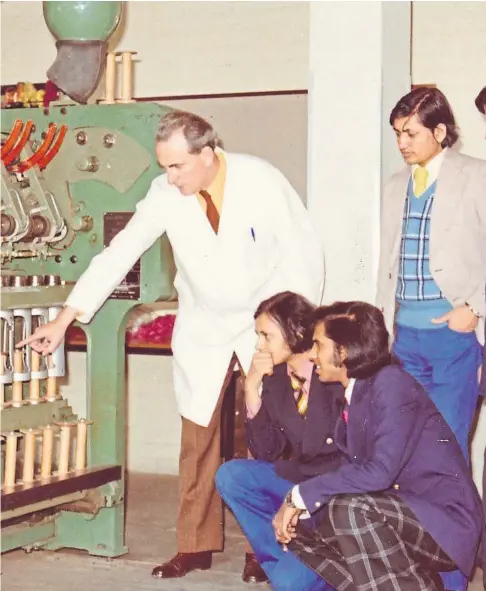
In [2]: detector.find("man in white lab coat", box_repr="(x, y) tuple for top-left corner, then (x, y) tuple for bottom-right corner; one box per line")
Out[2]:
(23, 111), (325, 582)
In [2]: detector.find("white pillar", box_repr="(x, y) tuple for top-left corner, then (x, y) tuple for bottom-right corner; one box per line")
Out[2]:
(308, 1), (411, 304)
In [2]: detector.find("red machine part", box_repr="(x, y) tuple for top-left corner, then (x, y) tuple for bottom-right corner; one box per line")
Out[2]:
(2, 120), (35, 167)
(1, 119), (23, 160)
(37, 124), (68, 169)
(1, 120), (68, 173)
(10, 124), (58, 173)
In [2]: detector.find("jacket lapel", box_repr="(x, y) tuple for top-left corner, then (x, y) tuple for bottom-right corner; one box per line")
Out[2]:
(388, 169), (410, 268)
(272, 364), (302, 424)
(301, 372), (336, 456)
(334, 378), (370, 459)
(430, 150), (467, 247)
(183, 192), (219, 246)
(334, 418), (348, 455)
(215, 151), (241, 239)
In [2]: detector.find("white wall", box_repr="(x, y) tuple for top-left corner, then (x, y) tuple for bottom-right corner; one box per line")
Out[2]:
(61, 351), (181, 475)
(0, 1), (57, 86)
(308, 1), (411, 305)
(1, 0), (309, 96)
(116, 1), (309, 96)
(412, 1), (486, 159)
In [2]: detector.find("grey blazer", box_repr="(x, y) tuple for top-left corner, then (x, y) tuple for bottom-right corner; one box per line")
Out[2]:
(376, 149), (486, 344)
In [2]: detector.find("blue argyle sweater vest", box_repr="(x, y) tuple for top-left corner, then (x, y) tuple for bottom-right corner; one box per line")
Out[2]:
(395, 178), (452, 329)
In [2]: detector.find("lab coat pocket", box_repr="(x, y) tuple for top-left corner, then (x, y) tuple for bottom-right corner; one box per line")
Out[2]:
(245, 232), (279, 293)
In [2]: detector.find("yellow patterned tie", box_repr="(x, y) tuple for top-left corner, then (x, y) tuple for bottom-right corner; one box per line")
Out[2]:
(290, 372), (309, 416)
(413, 166), (428, 197)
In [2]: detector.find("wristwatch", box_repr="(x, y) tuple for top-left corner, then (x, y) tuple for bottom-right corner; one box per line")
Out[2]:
(465, 302), (482, 318)
(285, 490), (297, 509)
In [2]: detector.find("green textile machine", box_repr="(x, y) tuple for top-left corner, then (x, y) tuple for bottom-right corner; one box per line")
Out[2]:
(1, 1), (175, 556)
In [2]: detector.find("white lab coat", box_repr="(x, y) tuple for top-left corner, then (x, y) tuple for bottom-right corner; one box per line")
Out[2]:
(66, 151), (325, 426)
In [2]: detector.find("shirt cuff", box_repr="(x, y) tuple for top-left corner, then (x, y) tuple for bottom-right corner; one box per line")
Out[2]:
(246, 383), (263, 419)
(292, 485), (310, 519)
(64, 302), (90, 324)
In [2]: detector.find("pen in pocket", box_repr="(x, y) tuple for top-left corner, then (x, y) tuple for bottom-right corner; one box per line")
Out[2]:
(250, 227), (256, 242)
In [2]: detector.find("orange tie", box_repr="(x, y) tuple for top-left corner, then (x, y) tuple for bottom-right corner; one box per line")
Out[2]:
(199, 190), (220, 234)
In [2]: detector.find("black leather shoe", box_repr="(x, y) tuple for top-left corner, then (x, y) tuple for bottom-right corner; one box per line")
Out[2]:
(151, 552), (212, 578)
(242, 553), (269, 584)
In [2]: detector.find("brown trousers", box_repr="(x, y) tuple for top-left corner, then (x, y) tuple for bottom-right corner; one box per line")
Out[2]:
(176, 354), (252, 553)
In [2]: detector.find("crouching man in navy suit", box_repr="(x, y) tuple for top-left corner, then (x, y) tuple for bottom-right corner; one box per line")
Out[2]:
(279, 301), (483, 591)
(216, 292), (344, 591)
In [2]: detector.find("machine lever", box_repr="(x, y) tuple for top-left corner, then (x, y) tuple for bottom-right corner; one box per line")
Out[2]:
(1, 120), (24, 160)
(10, 124), (57, 174)
(2, 120), (35, 167)
(37, 125), (68, 170)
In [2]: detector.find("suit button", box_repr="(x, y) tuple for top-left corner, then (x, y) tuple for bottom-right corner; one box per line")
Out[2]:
(393, 483), (400, 490)
(388, 273), (392, 279)
(315, 501), (321, 508)
(326, 437), (333, 444)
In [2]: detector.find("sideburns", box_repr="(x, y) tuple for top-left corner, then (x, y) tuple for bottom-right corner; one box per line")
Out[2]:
(332, 344), (344, 368)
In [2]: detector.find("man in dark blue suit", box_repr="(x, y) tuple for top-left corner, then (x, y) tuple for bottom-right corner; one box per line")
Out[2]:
(216, 292), (344, 591)
(277, 301), (483, 591)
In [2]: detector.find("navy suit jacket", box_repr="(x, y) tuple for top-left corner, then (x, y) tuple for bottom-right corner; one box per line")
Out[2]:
(299, 364), (483, 577)
(245, 363), (344, 483)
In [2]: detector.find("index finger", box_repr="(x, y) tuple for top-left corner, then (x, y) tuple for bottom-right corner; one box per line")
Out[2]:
(16, 334), (43, 348)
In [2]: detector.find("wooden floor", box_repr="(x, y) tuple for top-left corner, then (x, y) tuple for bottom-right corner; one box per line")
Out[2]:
(2, 473), (484, 591)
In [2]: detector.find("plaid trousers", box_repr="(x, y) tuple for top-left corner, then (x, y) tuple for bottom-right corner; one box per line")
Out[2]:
(288, 493), (456, 591)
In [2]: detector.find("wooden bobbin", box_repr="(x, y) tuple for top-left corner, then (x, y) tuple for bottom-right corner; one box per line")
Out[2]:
(0, 435), (3, 484)
(12, 349), (24, 407)
(99, 51), (116, 105)
(20, 428), (40, 484)
(0, 352), (5, 408)
(3, 431), (22, 488)
(55, 422), (76, 477)
(115, 51), (137, 103)
(45, 356), (59, 402)
(74, 419), (94, 470)
(29, 350), (41, 404)
(40, 425), (56, 480)
(45, 376), (58, 402)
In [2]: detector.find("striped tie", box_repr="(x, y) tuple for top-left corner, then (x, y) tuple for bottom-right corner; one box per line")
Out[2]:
(290, 372), (309, 416)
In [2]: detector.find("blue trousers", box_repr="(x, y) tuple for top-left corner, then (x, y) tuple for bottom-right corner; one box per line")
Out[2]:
(215, 459), (334, 591)
(394, 324), (482, 591)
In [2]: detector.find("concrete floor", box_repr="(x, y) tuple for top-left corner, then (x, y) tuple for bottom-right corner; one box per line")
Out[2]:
(2, 473), (485, 591)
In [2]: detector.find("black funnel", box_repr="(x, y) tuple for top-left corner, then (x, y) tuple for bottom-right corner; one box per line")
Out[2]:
(47, 40), (108, 104)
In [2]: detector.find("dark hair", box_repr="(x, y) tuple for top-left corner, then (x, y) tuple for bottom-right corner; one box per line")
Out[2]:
(475, 87), (486, 115)
(156, 110), (223, 153)
(311, 301), (391, 379)
(389, 87), (459, 148)
(254, 291), (315, 354)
